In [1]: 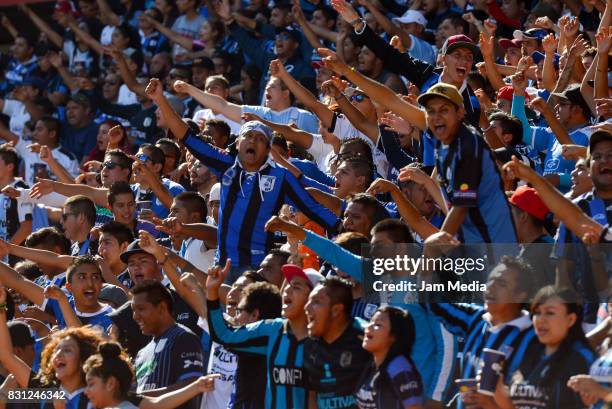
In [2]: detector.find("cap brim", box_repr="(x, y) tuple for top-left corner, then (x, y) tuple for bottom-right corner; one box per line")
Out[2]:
(311, 60), (324, 69)
(444, 42), (479, 56)
(498, 39), (520, 49)
(119, 248), (148, 263)
(281, 264), (312, 288)
(417, 92), (460, 108)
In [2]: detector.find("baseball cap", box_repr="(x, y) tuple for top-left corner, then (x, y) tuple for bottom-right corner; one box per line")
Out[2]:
(276, 26), (301, 43)
(16, 76), (45, 90)
(417, 83), (464, 108)
(498, 38), (521, 50)
(497, 86), (530, 102)
(588, 130), (612, 157)
(311, 54), (324, 69)
(441, 34), (479, 56)
(240, 121), (273, 144)
(282, 264), (324, 288)
(8, 321), (35, 347)
(531, 51), (560, 69)
(99, 284), (129, 307)
(209, 183), (221, 202)
(120, 240), (150, 263)
(513, 28), (549, 42)
(55, 0), (79, 17)
(551, 84), (592, 119)
(393, 10), (427, 27)
(509, 185), (549, 220)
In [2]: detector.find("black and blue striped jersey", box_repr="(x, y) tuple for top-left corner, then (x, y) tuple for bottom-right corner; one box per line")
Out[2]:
(206, 299), (308, 409)
(183, 131), (341, 268)
(427, 303), (537, 408)
(507, 340), (596, 409)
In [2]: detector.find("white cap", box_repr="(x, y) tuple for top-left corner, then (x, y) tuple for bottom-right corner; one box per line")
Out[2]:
(209, 183), (221, 202)
(393, 10), (427, 27)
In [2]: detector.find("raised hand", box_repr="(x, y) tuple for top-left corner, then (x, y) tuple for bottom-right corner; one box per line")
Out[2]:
(265, 215), (296, 234)
(542, 33), (558, 55)
(569, 35), (589, 58)
(596, 26), (612, 54)
(103, 46), (124, 61)
(511, 71), (528, 95)
(215, 0), (232, 20)
(528, 96), (549, 114)
(26, 143), (41, 154)
(561, 144), (587, 160)
(474, 88), (494, 110)
(49, 52), (64, 69)
(193, 374), (222, 393)
(206, 259), (231, 297)
(502, 155), (538, 183)
(108, 125), (124, 148)
(479, 32), (494, 58)
(39, 145), (53, 163)
(516, 55), (533, 73)
(44, 285), (66, 301)
(1, 185), (21, 200)
(269, 59), (288, 78)
(145, 78), (164, 101)
(173, 79), (189, 94)
(390, 36), (406, 53)
(318, 48), (350, 75)
(483, 18), (497, 37)
(138, 230), (166, 259)
(155, 217), (185, 236)
(241, 112), (264, 123)
(535, 16), (555, 30)
(562, 17), (580, 38)
(399, 166), (431, 185)
(30, 178), (55, 199)
(366, 178), (398, 195)
(321, 79), (342, 98)
(330, 0), (360, 24)
(380, 111), (414, 135)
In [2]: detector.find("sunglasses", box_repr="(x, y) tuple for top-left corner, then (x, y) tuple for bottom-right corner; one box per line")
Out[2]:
(61, 212), (76, 221)
(349, 93), (367, 103)
(275, 33), (291, 41)
(137, 153), (151, 162)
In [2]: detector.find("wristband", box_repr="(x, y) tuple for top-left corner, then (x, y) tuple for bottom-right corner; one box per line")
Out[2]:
(157, 250), (170, 265)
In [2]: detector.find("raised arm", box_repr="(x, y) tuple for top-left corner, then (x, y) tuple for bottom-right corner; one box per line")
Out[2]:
(95, 0), (121, 27)
(44, 285), (82, 328)
(319, 48), (427, 130)
(595, 27), (612, 100)
(6, 242), (74, 271)
(241, 112), (315, 150)
(541, 34), (559, 93)
(19, 4), (63, 49)
(139, 375), (220, 409)
(367, 179), (439, 239)
(479, 33), (506, 91)
(174, 80), (243, 125)
(322, 79), (379, 143)
(270, 59), (334, 127)
(36, 144), (77, 184)
(305, 187), (342, 216)
(67, 16), (105, 56)
(145, 15), (195, 51)
(0, 252), (45, 307)
(292, 1), (324, 54)
(30, 179), (109, 208)
(106, 47), (146, 97)
(0, 287), (32, 388)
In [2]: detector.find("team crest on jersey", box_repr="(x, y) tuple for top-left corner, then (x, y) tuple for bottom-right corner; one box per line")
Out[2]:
(260, 175), (276, 192)
(363, 304), (378, 319)
(222, 168), (237, 186)
(339, 351), (353, 368)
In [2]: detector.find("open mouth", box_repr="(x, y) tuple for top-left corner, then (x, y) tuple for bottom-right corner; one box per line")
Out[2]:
(282, 296), (292, 310)
(83, 289), (96, 300)
(433, 125), (447, 134)
(456, 67), (467, 76)
(600, 167), (612, 175)
(134, 273), (144, 282)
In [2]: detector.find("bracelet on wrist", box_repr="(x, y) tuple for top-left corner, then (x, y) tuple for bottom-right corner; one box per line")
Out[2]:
(157, 251), (170, 265)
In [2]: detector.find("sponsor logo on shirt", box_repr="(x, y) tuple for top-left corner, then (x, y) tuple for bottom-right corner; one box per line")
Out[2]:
(272, 366), (303, 385)
(399, 380), (420, 393)
(339, 351), (352, 368)
(183, 359), (203, 368)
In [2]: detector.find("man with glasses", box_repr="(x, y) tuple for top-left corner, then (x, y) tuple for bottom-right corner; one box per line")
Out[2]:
(61, 195), (98, 257)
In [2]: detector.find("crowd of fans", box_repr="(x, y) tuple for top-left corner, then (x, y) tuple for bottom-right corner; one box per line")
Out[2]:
(0, 0), (609, 408)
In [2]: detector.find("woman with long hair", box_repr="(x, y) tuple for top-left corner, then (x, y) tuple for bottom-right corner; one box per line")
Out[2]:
(494, 286), (597, 408)
(0, 285), (104, 408)
(83, 121), (130, 169)
(355, 306), (424, 409)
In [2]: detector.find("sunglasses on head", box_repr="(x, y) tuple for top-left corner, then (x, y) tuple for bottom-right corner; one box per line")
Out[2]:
(103, 161), (120, 170)
(349, 93), (367, 103)
(137, 153), (150, 162)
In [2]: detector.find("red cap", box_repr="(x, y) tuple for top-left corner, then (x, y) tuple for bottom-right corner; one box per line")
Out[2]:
(442, 34), (479, 56)
(281, 264), (324, 289)
(509, 185), (549, 221)
(498, 38), (522, 49)
(496, 86), (529, 102)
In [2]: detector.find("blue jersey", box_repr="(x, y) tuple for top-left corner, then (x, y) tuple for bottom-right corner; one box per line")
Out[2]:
(301, 230), (457, 401)
(590, 349), (612, 409)
(553, 191), (612, 320)
(207, 299), (308, 409)
(426, 304), (537, 397)
(131, 178), (185, 219)
(435, 125), (518, 246)
(141, 32), (170, 61)
(183, 131), (340, 268)
(45, 297), (114, 332)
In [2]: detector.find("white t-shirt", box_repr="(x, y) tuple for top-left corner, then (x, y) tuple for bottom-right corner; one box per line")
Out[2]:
(15, 139), (80, 186)
(241, 105), (319, 134)
(192, 109), (242, 136)
(197, 317), (237, 409)
(117, 84), (138, 105)
(332, 114), (389, 178)
(180, 238), (216, 274)
(2, 99), (30, 137)
(307, 133), (335, 173)
(100, 25), (115, 46)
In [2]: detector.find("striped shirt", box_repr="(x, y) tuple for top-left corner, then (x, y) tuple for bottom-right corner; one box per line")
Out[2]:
(135, 324), (204, 409)
(590, 349), (612, 409)
(183, 131), (340, 268)
(206, 299), (308, 409)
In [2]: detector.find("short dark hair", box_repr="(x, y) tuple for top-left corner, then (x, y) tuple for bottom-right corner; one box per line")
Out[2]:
(25, 227), (71, 254)
(64, 195), (97, 226)
(66, 255), (102, 283)
(497, 255), (535, 298)
(240, 282), (282, 320)
(488, 112), (523, 146)
(0, 145), (19, 176)
(99, 221), (134, 246)
(314, 4), (338, 22)
(38, 116), (61, 142)
(347, 193), (390, 230)
(205, 74), (230, 89)
(319, 276), (353, 319)
(339, 138), (374, 165)
(175, 191), (207, 221)
(14, 260), (43, 281)
(371, 219), (414, 243)
(268, 248), (291, 265)
(204, 119), (231, 140)
(156, 138), (181, 166)
(334, 232), (369, 256)
(108, 181), (135, 206)
(444, 14), (469, 33)
(340, 159), (374, 188)
(105, 149), (132, 175)
(131, 280), (174, 314)
(140, 143), (165, 171)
